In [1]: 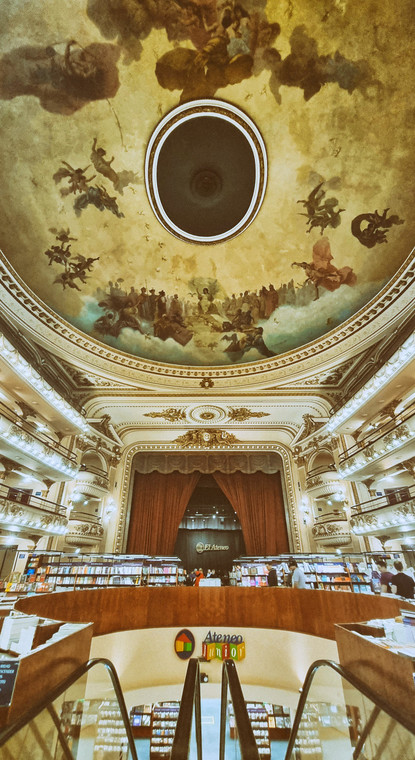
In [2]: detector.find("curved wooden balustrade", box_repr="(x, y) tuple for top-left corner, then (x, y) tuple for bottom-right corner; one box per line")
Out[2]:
(15, 587), (414, 640)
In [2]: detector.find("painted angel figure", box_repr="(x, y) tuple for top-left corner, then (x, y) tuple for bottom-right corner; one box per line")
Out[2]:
(292, 237), (356, 300)
(53, 161), (96, 196)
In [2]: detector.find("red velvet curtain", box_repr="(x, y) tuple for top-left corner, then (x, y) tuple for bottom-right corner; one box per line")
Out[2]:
(212, 470), (289, 555)
(127, 471), (201, 555)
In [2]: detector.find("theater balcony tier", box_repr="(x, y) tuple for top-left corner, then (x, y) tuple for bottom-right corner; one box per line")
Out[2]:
(65, 511), (104, 546)
(0, 404), (78, 480)
(351, 485), (415, 540)
(0, 484), (67, 536)
(312, 513), (352, 547)
(73, 466), (109, 498)
(338, 403), (415, 480)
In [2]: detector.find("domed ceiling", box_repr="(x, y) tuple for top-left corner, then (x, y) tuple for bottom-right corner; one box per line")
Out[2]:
(0, 0), (413, 368)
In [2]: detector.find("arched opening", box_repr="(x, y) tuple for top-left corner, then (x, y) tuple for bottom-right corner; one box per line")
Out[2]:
(126, 452), (290, 559)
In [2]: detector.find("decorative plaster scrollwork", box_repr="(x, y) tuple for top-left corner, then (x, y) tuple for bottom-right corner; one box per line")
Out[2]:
(174, 429), (241, 448)
(144, 408), (187, 423)
(312, 520), (351, 546)
(227, 407), (270, 422)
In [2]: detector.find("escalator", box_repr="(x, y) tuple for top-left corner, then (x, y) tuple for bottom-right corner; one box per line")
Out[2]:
(1, 655), (415, 759)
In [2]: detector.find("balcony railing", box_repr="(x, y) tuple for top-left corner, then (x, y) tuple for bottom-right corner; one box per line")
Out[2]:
(339, 401), (415, 466)
(0, 483), (67, 516)
(351, 484), (415, 515)
(306, 463), (337, 479)
(0, 401), (76, 462)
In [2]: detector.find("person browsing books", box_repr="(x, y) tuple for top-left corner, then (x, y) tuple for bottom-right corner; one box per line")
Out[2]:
(267, 564), (278, 586)
(288, 560), (307, 589)
(391, 561), (415, 599)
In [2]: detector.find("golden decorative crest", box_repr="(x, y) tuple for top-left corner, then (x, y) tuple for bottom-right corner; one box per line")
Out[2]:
(227, 407), (270, 421)
(174, 429), (241, 448)
(144, 408), (186, 423)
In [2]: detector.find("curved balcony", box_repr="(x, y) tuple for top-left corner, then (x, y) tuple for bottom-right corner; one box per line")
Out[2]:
(65, 511), (104, 547)
(350, 485), (415, 539)
(305, 465), (343, 495)
(338, 403), (415, 480)
(312, 512), (352, 547)
(0, 484), (67, 535)
(74, 465), (109, 498)
(0, 403), (78, 480)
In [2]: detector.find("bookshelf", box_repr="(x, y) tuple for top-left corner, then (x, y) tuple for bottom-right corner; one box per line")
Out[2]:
(20, 553), (185, 591)
(94, 699), (129, 759)
(60, 698), (129, 759)
(150, 701), (180, 758)
(130, 703), (152, 739)
(229, 701), (290, 750)
(231, 554), (375, 593)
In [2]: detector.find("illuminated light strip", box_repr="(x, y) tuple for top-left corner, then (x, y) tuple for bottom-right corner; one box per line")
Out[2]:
(338, 427), (415, 478)
(1, 423), (78, 477)
(326, 333), (415, 433)
(0, 332), (89, 432)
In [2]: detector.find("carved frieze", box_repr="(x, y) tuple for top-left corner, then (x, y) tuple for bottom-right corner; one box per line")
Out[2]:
(174, 429), (241, 448)
(312, 520), (352, 546)
(66, 519), (104, 546)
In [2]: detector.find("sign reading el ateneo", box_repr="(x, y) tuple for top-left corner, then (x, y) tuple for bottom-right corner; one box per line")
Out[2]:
(202, 630), (245, 662)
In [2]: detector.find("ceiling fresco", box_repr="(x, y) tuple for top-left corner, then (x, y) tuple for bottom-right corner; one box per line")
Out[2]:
(0, 0), (413, 368)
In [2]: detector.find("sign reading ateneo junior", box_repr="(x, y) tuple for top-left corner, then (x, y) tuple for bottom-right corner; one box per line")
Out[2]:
(202, 631), (245, 662)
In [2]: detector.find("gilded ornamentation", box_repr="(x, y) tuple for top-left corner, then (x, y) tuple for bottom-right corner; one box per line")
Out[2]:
(402, 458), (415, 475)
(144, 408), (186, 423)
(174, 429), (241, 448)
(200, 377), (214, 388)
(227, 407), (270, 422)
(312, 520), (351, 546)
(297, 414), (325, 441)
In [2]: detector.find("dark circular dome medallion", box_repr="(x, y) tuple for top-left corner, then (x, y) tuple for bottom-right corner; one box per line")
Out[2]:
(145, 100), (267, 244)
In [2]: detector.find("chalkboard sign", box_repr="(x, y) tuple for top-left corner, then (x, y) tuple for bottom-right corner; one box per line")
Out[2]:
(0, 661), (19, 707)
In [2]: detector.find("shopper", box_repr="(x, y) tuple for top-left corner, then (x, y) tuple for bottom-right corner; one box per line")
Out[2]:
(194, 568), (205, 587)
(288, 560), (307, 589)
(391, 561), (415, 599)
(377, 561), (394, 594)
(267, 564), (278, 586)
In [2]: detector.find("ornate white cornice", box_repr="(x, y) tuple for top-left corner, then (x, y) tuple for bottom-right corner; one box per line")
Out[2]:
(0, 248), (413, 390)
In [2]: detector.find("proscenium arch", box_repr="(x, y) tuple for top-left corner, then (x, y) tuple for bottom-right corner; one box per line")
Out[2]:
(115, 443), (301, 554)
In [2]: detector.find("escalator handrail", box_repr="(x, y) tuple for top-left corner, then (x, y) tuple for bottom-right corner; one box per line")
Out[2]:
(284, 658), (415, 760)
(171, 657), (202, 760)
(220, 658), (260, 760)
(0, 656), (138, 760)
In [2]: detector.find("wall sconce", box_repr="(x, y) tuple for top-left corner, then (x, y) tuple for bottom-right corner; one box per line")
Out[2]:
(105, 499), (116, 518)
(300, 498), (310, 524)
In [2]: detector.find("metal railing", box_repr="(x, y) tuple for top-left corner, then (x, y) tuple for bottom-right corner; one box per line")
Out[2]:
(338, 400), (415, 465)
(350, 484), (415, 515)
(0, 657), (138, 759)
(220, 658), (260, 760)
(171, 657), (202, 760)
(284, 659), (415, 760)
(0, 483), (67, 515)
(0, 400), (76, 461)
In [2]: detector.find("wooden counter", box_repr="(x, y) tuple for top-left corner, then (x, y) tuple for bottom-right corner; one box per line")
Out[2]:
(15, 588), (414, 640)
(0, 621), (93, 728)
(335, 622), (415, 729)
